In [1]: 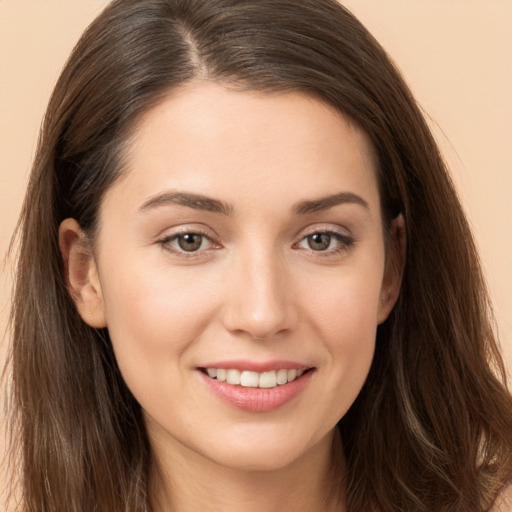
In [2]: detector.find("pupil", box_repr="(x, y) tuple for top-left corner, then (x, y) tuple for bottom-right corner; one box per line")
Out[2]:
(178, 234), (202, 251)
(309, 233), (330, 251)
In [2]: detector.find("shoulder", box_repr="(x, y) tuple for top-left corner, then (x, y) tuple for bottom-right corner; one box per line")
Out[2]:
(491, 485), (512, 512)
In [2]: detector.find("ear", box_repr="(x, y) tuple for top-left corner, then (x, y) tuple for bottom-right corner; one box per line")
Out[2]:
(377, 214), (406, 324)
(59, 218), (107, 328)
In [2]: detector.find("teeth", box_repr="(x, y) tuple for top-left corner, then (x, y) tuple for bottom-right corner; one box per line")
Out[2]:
(226, 369), (241, 385)
(276, 369), (288, 385)
(205, 367), (307, 388)
(259, 371), (277, 388)
(287, 369), (297, 381)
(240, 371), (259, 387)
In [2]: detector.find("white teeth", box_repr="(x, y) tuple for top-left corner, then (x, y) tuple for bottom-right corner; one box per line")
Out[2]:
(205, 367), (308, 388)
(226, 369), (241, 385)
(276, 369), (288, 385)
(240, 371), (259, 387)
(259, 371), (277, 388)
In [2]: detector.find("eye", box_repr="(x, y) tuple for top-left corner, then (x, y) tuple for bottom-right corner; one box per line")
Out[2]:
(158, 231), (216, 255)
(176, 233), (207, 252)
(305, 233), (333, 251)
(296, 230), (354, 254)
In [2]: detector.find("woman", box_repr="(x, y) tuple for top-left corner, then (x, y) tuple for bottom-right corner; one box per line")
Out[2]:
(6, 0), (512, 510)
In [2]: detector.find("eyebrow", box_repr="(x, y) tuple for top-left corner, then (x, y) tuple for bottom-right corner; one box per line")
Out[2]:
(138, 191), (234, 216)
(138, 190), (369, 216)
(292, 192), (370, 215)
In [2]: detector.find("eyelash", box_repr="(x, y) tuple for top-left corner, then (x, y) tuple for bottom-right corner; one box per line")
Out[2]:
(157, 229), (219, 259)
(294, 230), (355, 257)
(157, 229), (355, 259)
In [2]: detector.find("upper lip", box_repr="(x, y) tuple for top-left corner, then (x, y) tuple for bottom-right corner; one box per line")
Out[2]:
(198, 360), (312, 373)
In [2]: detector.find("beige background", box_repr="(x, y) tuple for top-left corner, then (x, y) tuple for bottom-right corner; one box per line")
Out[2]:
(1, 0), (511, 506)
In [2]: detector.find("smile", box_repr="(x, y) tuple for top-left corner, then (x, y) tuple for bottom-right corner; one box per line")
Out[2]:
(204, 368), (305, 389)
(199, 364), (314, 412)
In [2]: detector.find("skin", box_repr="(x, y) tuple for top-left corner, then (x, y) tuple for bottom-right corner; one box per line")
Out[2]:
(60, 82), (404, 512)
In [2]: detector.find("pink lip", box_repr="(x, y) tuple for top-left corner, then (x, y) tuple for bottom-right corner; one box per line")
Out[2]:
(198, 367), (313, 413)
(199, 360), (311, 373)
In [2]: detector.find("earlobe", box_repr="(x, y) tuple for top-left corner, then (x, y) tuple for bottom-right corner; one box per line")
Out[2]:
(59, 218), (107, 328)
(377, 214), (406, 324)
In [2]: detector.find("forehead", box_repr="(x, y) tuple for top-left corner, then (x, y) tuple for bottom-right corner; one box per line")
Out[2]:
(102, 82), (380, 219)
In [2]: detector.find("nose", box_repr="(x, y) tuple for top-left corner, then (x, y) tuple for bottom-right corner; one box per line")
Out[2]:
(221, 246), (297, 340)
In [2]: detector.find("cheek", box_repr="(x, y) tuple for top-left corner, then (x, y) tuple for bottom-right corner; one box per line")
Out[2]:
(320, 281), (380, 370)
(302, 256), (384, 341)
(299, 262), (384, 411)
(98, 259), (218, 393)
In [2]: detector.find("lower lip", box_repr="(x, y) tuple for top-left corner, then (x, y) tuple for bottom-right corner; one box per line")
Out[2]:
(200, 370), (313, 413)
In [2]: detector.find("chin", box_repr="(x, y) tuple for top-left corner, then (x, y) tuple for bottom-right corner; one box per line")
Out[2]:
(195, 425), (334, 473)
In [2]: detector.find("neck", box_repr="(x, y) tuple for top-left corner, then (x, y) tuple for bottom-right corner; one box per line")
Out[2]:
(149, 429), (346, 512)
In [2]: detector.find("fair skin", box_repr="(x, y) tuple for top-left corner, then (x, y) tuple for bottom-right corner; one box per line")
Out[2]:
(60, 82), (404, 511)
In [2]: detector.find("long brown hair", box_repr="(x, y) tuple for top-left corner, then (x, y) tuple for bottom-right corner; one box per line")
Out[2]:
(6, 0), (512, 510)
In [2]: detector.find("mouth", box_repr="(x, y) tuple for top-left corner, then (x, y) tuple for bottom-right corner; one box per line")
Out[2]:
(200, 367), (311, 389)
(197, 360), (315, 412)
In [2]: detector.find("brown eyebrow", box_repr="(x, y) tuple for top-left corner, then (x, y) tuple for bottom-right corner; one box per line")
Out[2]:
(138, 190), (369, 217)
(138, 191), (234, 216)
(292, 192), (370, 215)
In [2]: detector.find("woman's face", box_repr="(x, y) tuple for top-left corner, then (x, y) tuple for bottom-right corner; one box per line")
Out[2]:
(64, 83), (402, 471)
